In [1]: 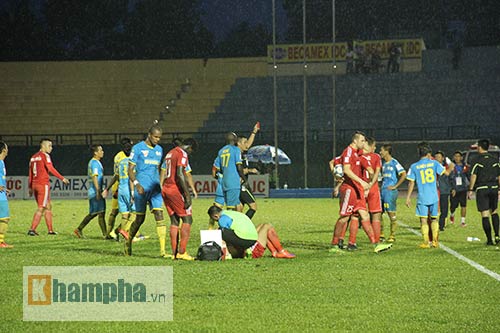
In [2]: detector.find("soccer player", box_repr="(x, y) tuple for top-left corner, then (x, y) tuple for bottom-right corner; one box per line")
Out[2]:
(0, 141), (13, 248)
(449, 151), (470, 227)
(379, 144), (406, 242)
(405, 142), (453, 248)
(74, 144), (107, 238)
(434, 151), (452, 231)
(102, 138), (134, 240)
(212, 162), (225, 208)
(330, 131), (392, 253)
(125, 123), (166, 257)
(103, 138), (133, 239)
(213, 132), (245, 211)
(207, 205), (295, 259)
(27, 138), (69, 236)
(467, 139), (500, 245)
(160, 138), (198, 260)
(361, 137), (383, 243)
(237, 122), (260, 219)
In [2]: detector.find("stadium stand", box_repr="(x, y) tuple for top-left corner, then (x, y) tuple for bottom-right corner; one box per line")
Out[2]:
(0, 58), (266, 138)
(201, 47), (500, 142)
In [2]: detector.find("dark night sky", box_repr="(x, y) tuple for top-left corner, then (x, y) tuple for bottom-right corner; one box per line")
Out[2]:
(1, 0), (289, 42)
(200, 0), (288, 42)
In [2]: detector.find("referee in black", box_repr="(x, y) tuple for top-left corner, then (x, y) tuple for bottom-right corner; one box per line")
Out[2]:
(467, 139), (500, 245)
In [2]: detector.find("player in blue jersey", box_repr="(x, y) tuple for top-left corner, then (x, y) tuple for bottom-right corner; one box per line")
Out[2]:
(125, 123), (166, 257)
(103, 138), (135, 241)
(406, 142), (453, 248)
(379, 144), (407, 242)
(0, 141), (13, 248)
(74, 144), (107, 238)
(213, 132), (245, 211)
(212, 161), (225, 208)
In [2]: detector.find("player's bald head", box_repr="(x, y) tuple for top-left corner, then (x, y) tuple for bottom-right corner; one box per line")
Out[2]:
(225, 132), (238, 145)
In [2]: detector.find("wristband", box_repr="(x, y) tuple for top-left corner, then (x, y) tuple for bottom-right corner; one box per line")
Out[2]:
(133, 180), (139, 186)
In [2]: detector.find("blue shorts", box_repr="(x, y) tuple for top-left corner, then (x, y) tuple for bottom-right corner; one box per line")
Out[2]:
(214, 182), (225, 207)
(89, 197), (106, 215)
(224, 188), (241, 208)
(381, 189), (398, 213)
(0, 200), (10, 220)
(416, 202), (439, 218)
(118, 192), (135, 214)
(134, 185), (163, 214)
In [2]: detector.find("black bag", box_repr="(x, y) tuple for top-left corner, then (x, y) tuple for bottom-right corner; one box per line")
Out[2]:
(196, 241), (223, 261)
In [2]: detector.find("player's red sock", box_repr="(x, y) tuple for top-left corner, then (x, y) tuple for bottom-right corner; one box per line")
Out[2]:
(361, 219), (376, 243)
(332, 219), (345, 245)
(266, 239), (277, 255)
(267, 227), (283, 252)
(179, 224), (191, 254)
(339, 220), (349, 239)
(372, 220), (381, 243)
(30, 211), (43, 231)
(169, 225), (179, 254)
(44, 210), (54, 232)
(349, 217), (359, 245)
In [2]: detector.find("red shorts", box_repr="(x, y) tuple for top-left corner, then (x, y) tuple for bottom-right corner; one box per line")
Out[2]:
(252, 241), (265, 258)
(32, 183), (51, 208)
(366, 186), (382, 213)
(161, 187), (192, 217)
(339, 184), (366, 217)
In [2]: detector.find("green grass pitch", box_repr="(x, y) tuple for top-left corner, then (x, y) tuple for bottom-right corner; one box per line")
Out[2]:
(2, 198), (499, 332)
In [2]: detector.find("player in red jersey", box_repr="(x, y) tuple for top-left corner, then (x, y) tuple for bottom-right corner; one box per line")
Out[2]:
(329, 132), (392, 253)
(27, 138), (69, 235)
(160, 138), (198, 260)
(360, 137), (383, 243)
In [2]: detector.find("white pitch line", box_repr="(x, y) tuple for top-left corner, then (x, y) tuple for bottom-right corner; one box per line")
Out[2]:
(398, 221), (500, 282)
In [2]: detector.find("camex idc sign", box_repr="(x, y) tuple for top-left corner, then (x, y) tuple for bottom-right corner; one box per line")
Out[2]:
(23, 266), (173, 321)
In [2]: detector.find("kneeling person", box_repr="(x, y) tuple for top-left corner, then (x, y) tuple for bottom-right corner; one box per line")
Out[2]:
(207, 205), (295, 259)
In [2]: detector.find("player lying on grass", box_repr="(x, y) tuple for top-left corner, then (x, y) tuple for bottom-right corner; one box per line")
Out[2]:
(207, 205), (295, 259)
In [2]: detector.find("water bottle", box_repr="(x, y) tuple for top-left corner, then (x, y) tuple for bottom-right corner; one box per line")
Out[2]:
(466, 237), (480, 242)
(283, 182), (288, 189)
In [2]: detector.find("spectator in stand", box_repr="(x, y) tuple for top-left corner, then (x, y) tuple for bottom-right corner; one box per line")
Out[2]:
(363, 48), (372, 74)
(387, 43), (397, 73)
(371, 48), (382, 73)
(354, 44), (364, 74)
(387, 43), (402, 73)
(449, 151), (470, 227)
(346, 46), (354, 74)
(434, 151), (452, 231)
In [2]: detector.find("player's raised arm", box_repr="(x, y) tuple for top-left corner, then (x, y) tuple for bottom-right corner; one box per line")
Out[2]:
(244, 122), (260, 150)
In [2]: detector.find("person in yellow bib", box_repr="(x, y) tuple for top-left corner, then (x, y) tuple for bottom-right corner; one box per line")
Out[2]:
(207, 205), (295, 259)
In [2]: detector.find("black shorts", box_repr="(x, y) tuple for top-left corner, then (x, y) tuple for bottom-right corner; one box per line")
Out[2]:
(475, 187), (499, 212)
(450, 190), (467, 210)
(240, 187), (256, 205)
(221, 228), (256, 251)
